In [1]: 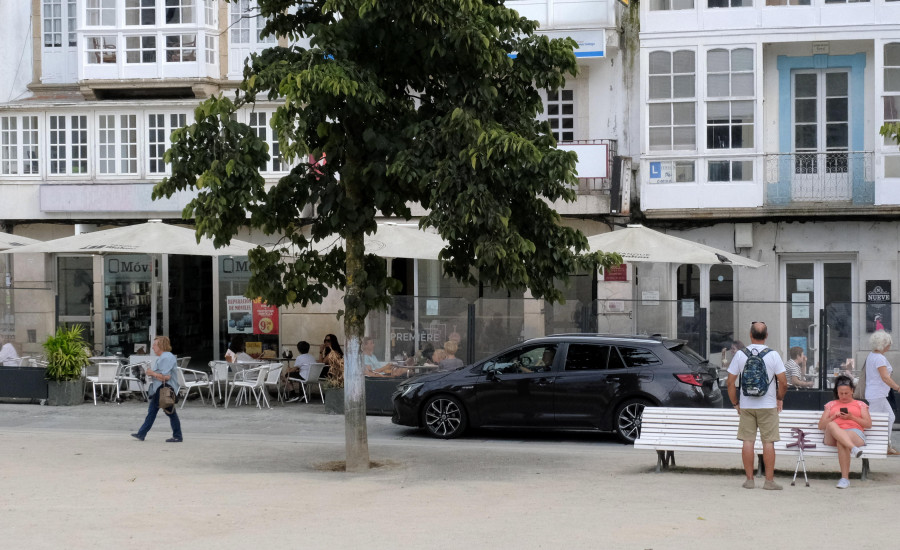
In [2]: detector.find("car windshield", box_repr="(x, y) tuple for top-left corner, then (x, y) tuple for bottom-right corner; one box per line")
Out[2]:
(666, 340), (708, 367)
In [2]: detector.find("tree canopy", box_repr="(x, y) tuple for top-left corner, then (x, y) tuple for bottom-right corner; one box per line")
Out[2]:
(154, 0), (620, 470)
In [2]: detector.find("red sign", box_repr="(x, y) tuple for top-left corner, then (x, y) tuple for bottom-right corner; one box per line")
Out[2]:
(603, 264), (628, 282)
(252, 299), (279, 335)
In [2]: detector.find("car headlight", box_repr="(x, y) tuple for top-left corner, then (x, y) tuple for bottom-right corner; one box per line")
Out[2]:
(397, 382), (423, 398)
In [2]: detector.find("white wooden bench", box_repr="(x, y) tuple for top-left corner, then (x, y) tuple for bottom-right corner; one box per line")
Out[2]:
(634, 407), (892, 480)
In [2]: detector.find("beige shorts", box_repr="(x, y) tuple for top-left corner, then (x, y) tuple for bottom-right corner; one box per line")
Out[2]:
(737, 408), (780, 443)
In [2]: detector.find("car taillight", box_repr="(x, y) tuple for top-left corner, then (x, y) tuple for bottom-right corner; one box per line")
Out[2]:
(674, 373), (702, 386)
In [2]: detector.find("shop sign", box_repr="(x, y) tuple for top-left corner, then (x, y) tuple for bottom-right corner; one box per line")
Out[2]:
(603, 264), (628, 282)
(225, 295), (279, 335)
(219, 256), (251, 282)
(866, 280), (891, 332)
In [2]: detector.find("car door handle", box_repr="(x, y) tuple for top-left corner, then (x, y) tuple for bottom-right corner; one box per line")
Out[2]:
(534, 378), (553, 386)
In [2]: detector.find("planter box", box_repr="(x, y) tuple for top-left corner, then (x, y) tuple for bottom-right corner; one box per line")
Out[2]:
(47, 380), (84, 406)
(323, 387), (344, 414)
(0, 366), (48, 401)
(365, 377), (402, 416)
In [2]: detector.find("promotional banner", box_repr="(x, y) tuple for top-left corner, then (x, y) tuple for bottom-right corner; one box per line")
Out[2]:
(226, 296), (253, 334)
(866, 280), (891, 332)
(252, 299), (279, 335)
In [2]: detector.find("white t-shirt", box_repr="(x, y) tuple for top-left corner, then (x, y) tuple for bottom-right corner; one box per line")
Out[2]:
(864, 351), (893, 400)
(0, 342), (19, 366)
(727, 343), (786, 409)
(293, 353), (316, 380)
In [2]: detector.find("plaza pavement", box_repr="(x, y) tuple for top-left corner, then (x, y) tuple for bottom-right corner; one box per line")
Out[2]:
(1, 399), (898, 549)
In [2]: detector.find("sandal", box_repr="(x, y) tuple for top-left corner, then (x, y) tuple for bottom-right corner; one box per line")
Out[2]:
(888, 447), (900, 456)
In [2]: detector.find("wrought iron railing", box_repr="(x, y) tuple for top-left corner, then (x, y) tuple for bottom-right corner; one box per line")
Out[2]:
(764, 151), (874, 204)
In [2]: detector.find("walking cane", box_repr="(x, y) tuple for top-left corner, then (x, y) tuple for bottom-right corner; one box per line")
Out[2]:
(786, 427), (816, 487)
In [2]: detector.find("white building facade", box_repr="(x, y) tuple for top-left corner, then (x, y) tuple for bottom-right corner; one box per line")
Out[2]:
(1, 1), (637, 365)
(638, 0), (900, 374)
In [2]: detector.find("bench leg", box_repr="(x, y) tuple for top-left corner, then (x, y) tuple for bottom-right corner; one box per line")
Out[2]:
(655, 450), (676, 472)
(861, 458), (870, 481)
(757, 453), (764, 478)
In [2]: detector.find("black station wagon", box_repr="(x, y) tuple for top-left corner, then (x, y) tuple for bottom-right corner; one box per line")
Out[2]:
(392, 334), (723, 442)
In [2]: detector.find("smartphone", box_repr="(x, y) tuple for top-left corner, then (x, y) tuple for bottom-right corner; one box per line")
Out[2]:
(840, 407), (849, 414)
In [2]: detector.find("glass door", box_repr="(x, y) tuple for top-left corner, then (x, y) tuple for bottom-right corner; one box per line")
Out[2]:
(792, 70), (850, 201)
(784, 260), (853, 381)
(57, 256), (95, 348)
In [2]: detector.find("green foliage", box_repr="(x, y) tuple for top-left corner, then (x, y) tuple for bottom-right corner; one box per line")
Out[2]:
(43, 326), (91, 382)
(154, 0), (621, 329)
(880, 123), (900, 148)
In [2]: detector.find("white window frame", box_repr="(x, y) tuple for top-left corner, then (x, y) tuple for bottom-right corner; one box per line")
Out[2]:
(247, 110), (285, 173)
(205, 34), (217, 65)
(204, 0), (217, 27)
(164, 33), (197, 63)
(883, 42), (900, 178)
(543, 89), (576, 143)
(48, 114), (90, 176)
(147, 112), (189, 175)
(230, 0), (276, 45)
(648, 49), (697, 153)
(705, 47), (755, 183)
(165, 0), (196, 25)
(43, 0), (64, 49)
(97, 114), (139, 176)
(126, 35), (158, 64)
(86, 36), (118, 65)
(650, 0), (694, 10)
(86, 0), (117, 27)
(125, 0), (157, 26)
(0, 115), (41, 177)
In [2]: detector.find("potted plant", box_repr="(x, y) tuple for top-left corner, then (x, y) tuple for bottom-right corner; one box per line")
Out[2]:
(43, 326), (91, 406)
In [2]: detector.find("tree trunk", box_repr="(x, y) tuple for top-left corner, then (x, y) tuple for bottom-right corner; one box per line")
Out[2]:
(343, 224), (370, 471)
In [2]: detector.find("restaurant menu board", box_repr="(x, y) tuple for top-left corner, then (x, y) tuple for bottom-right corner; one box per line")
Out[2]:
(226, 296), (278, 335)
(104, 255), (152, 356)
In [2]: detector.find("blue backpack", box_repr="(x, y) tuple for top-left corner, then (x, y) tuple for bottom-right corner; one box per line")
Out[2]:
(740, 347), (772, 397)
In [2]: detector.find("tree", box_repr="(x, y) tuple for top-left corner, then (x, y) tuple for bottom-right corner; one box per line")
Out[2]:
(154, 0), (621, 471)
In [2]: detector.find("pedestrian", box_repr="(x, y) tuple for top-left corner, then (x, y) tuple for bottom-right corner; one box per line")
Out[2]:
(863, 330), (900, 455)
(131, 335), (183, 442)
(726, 321), (787, 490)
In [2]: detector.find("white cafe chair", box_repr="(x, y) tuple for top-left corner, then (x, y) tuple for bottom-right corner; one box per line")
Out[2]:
(287, 363), (326, 404)
(91, 362), (120, 405)
(227, 365), (269, 409)
(116, 361), (149, 401)
(176, 366), (215, 408)
(208, 360), (231, 403)
(262, 363), (284, 406)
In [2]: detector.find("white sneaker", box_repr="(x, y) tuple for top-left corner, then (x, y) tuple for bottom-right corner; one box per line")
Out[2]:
(836, 478), (850, 489)
(851, 446), (864, 458)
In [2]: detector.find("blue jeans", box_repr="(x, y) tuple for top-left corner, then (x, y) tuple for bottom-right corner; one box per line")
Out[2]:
(137, 388), (182, 440)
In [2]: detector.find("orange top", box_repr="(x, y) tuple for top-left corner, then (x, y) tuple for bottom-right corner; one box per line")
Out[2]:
(825, 399), (868, 431)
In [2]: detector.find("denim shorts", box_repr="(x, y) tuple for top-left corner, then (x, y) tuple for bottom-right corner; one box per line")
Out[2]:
(846, 428), (867, 444)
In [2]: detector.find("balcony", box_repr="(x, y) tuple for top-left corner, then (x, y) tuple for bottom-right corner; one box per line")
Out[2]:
(764, 151), (874, 206)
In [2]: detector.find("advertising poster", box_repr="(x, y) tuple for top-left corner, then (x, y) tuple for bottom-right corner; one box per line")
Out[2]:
(252, 299), (279, 335)
(226, 296), (253, 334)
(866, 280), (891, 332)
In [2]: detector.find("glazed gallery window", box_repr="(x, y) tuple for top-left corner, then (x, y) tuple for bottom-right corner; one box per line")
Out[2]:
(125, 0), (156, 26)
(205, 35), (217, 64)
(230, 0), (276, 44)
(165, 0), (195, 24)
(708, 0), (751, 6)
(0, 116), (40, 176)
(126, 36), (157, 63)
(49, 115), (89, 175)
(97, 114), (138, 175)
(147, 113), (187, 174)
(43, 0), (64, 48)
(708, 159), (753, 182)
(650, 0), (694, 9)
(649, 50), (696, 151)
(204, 0), (217, 26)
(545, 89), (575, 142)
(249, 112), (283, 172)
(165, 34), (197, 62)
(883, 43), (900, 147)
(86, 36), (117, 64)
(86, 0), (116, 26)
(765, 0), (810, 5)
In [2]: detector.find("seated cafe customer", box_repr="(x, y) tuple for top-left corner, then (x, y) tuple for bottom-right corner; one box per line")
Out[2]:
(817, 374), (871, 489)
(285, 341), (316, 402)
(785, 346), (814, 388)
(363, 337), (409, 377)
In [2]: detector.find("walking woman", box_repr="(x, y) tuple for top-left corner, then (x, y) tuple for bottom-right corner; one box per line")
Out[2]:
(864, 330), (899, 455)
(131, 336), (183, 442)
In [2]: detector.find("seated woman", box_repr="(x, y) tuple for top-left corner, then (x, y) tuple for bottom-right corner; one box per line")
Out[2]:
(817, 374), (872, 489)
(225, 335), (254, 363)
(362, 337), (409, 377)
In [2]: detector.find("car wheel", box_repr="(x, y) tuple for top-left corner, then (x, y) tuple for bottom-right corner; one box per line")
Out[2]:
(614, 398), (650, 444)
(422, 395), (467, 439)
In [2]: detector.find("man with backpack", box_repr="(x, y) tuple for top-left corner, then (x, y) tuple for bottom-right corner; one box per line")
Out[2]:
(726, 321), (788, 490)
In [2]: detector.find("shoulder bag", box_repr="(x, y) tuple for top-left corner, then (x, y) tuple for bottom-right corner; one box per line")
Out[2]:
(158, 384), (177, 414)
